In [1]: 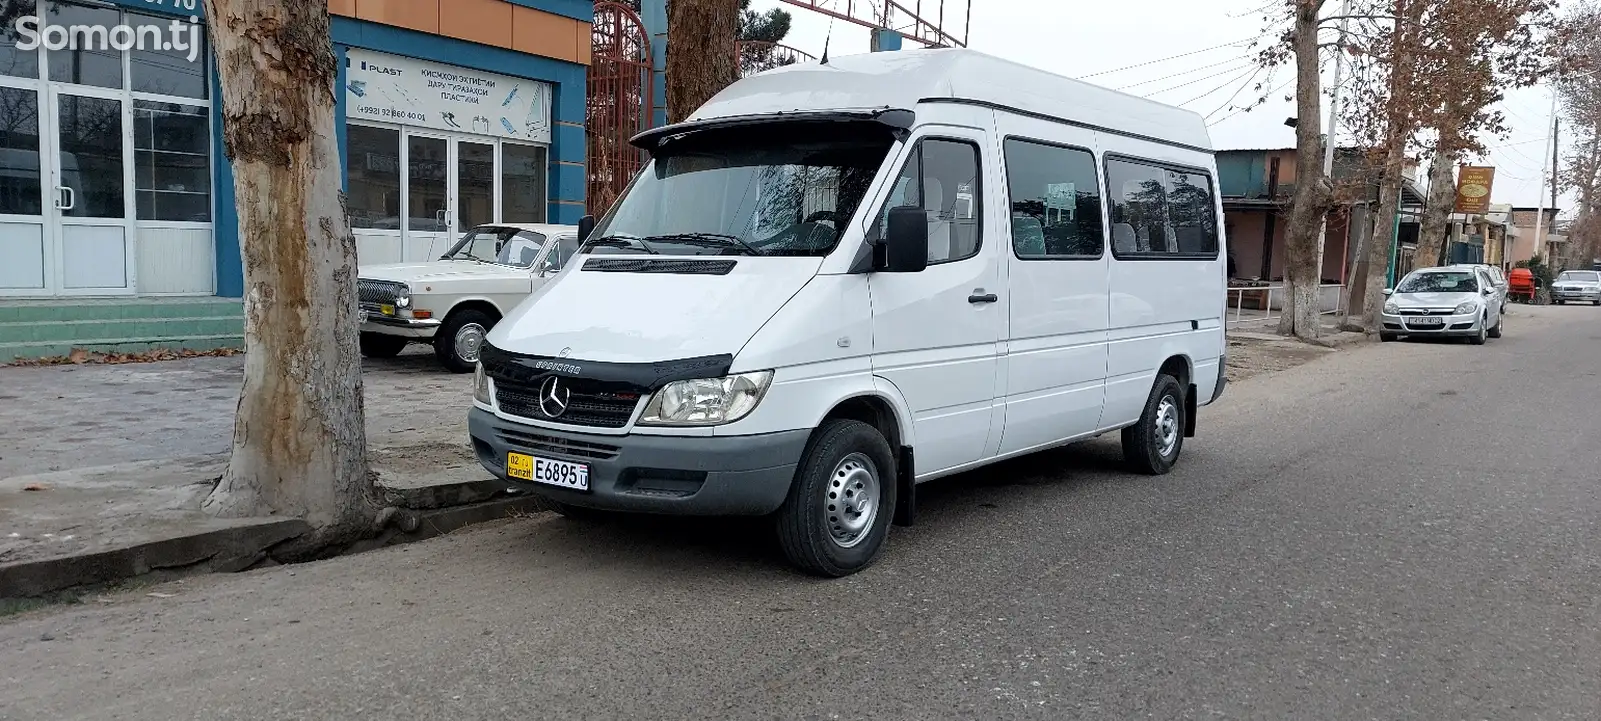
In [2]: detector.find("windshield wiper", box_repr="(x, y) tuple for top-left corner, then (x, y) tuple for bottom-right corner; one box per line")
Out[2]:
(645, 232), (761, 256)
(585, 235), (660, 254)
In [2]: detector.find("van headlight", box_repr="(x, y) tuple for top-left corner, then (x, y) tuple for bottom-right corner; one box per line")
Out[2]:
(639, 371), (774, 426)
(1454, 300), (1479, 314)
(473, 362), (493, 406)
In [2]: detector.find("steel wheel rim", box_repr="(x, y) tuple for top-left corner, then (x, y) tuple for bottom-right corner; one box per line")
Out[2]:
(455, 323), (487, 363)
(824, 452), (880, 549)
(1155, 395), (1180, 458)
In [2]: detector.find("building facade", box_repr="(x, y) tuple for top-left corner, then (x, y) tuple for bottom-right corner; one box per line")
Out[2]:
(1, 0), (590, 358)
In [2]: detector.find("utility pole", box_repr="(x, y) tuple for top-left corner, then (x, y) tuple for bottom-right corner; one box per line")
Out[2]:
(1535, 90), (1556, 265)
(1312, 0), (1351, 312)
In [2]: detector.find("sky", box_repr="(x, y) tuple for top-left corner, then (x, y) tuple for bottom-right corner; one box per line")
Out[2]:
(750, 0), (1572, 215)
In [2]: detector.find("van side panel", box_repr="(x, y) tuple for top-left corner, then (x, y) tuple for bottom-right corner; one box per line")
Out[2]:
(991, 114), (1111, 455)
(1095, 136), (1226, 429)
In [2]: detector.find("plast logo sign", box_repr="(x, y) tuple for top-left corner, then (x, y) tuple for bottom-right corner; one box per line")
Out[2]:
(12, 14), (204, 63)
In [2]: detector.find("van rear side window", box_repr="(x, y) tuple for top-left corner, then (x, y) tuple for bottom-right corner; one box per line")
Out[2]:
(1003, 138), (1104, 259)
(1106, 157), (1219, 259)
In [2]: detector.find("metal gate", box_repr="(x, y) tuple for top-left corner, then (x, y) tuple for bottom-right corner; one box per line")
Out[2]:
(587, 2), (654, 217)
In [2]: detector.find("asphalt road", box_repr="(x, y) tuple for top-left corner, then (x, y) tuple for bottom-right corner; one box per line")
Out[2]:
(4, 305), (1600, 720)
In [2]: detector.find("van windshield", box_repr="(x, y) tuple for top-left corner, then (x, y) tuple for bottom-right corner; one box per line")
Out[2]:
(584, 122), (895, 257)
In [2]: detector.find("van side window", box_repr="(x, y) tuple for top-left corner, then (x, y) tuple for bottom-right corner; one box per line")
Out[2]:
(1106, 157), (1219, 258)
(871, 138), (983, 265)
(1003, 139), (1104, 259)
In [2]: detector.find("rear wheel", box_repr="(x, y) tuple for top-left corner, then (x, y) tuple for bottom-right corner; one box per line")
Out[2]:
(1488, 314), (1503, 339)
(775, 419), (897, 577)
(359, 332), (408, 358)
(433, 309), (496, 373)
(1122, 374), (1185, 475)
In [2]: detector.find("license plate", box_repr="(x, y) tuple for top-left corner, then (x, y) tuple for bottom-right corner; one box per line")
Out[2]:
(1409, 317), (1444, 327)
(507, 452), (590, 491)
(379, 303), (395, 316)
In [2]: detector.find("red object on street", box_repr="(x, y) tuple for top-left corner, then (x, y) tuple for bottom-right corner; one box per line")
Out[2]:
(1508, 267), (1537, 303)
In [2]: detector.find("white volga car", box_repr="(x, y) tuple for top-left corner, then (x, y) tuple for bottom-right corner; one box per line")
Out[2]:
(357, 223), (579, 372)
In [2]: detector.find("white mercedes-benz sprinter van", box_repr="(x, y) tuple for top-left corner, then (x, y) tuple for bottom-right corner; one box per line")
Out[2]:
(469, 48), (1228, 577)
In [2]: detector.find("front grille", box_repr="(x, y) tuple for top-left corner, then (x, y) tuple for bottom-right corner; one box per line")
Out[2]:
(494, 377), (641, 428)
(358, 278), (407, 305)
(1398, 309), (1453, 316)
(496, 427), (621, 460)
(582, 258), (738, 275)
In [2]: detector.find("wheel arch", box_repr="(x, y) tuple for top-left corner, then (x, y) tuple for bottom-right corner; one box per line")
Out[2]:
(1155, 353), (1198, 438)
(818, 385), (917, 527)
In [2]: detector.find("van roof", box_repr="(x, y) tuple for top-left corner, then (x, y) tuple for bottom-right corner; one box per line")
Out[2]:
(688, 47), (1213, 153)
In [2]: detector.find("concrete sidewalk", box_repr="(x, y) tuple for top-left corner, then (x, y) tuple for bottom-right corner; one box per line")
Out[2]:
(0, 349), (528, 599)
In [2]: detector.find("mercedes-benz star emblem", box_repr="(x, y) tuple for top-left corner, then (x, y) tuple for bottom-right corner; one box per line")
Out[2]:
(558, 347), (572, 358)
(538, 376), (571, 419)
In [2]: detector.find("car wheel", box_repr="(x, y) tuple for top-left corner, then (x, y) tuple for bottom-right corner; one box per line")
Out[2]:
(359, 332), (408, 358)
(775, 419), (897, 578)
(1488, 314), (1503, 339)
(1380, 332), (1399, 343)
(1122, 374), (1186, 475)
(433, 309), (496, 374)
(1556, 299), (1565, 305)
(1469, 317), (1488, 345)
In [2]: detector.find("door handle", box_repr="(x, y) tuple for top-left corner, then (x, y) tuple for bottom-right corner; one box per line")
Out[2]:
(56, 186), (75, 211)
(436, 208), (448, 230)
(968, 292), (999, 304)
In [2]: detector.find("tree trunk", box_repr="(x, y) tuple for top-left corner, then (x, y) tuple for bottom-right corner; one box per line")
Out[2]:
(1414, 135), (1457, 270)
(201, 0), (377, 555)
(1276, 0), (1332, 341)
(667, 0), (741, 124)
(1363, 150), (1405, 329)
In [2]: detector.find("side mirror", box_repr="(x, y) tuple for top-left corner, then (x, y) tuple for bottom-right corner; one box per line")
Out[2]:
(1381, 288), (1393, 296)
(1482, 288), (1494, 296)
(879, 206), (928, 273)
(577, 215), (596, 243)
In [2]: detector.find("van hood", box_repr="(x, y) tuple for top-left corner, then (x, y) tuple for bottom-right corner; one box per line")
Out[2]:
(487, 257), (823, 363)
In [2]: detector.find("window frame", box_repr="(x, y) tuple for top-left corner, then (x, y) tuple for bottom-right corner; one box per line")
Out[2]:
(867, 135), (986, 267)
(1102, 152), (1221, 262)
(1001, 134), (1106, 262)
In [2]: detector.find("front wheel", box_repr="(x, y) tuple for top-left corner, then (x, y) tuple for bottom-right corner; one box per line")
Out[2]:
(774, 419), (897, 578)
(433, 309), (496, 373)
(1468, 317), (1488, 345)
(1122, 374), (1186, 475)
(1380, 332), (1399, 343)
(359, 332), (408, 358)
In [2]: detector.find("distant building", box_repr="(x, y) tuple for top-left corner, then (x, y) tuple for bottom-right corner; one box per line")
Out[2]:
(1506, 207), (1562, 266)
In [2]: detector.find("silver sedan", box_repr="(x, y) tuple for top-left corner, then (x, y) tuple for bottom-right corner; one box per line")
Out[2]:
(1551, 270), (1601, 305)
(1380, 267), (1504, 345)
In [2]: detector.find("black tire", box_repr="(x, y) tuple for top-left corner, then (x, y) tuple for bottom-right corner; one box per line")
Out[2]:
(1593, 300), (1599, 306)
(433, 309), (496, 373)
(774, 419), (898, 578)
(1468, 317), (1488, 345)
(1488, 314), (1503, 339)
(1122, 374), (1186, 475)
(1380, 332), (1399, 343)
(1555, 299), (1565, 305)
(359, 332), (408, 358)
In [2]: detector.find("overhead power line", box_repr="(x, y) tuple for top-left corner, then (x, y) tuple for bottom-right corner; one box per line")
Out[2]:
(1115, 54), (1257, 91)
(1080, 35), (1264, 79)
(1143, 62), (1258, 98)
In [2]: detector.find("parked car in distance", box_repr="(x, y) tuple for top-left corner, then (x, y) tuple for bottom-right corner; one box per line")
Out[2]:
(1551, 269), (1601, 305)
(357, 223), (580, 372)
(1380, 265), (1503, 344)
(467, 48), (1229, 577)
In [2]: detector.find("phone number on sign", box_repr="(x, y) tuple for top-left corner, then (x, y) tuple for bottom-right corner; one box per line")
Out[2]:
(356, 106), (427, 123)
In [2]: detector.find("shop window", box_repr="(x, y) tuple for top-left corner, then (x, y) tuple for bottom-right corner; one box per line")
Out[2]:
(129, 12), (208, 99)
(346, 125), (400, 229)
(1, 0), (40, 79)
(133, 101), (210, 222)
(44, 2), (123, 89)
(501, 142), (548, 223)
(0, 87), (43, 215)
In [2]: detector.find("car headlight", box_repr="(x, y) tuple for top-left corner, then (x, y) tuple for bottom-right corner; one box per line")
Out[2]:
(394, 293), (411, 309)
(473, 362), (492, 406)
(639, 371), (774, 426)
(1383, 301), (1399, 314)
(1455, 300), (1478, 314)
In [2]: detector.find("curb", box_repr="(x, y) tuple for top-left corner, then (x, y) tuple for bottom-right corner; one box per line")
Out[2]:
(0, 519), (309, 600)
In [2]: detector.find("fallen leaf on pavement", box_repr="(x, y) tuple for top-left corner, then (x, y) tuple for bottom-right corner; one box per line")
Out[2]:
(22, 483), (48, 491)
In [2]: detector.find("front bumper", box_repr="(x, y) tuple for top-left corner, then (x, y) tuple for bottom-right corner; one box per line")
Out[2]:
(468, 408), (809, 516)
(1553, 287), (1601, 302)
(360, 313), (441, 339)
(1380, 311), (1483, 336)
